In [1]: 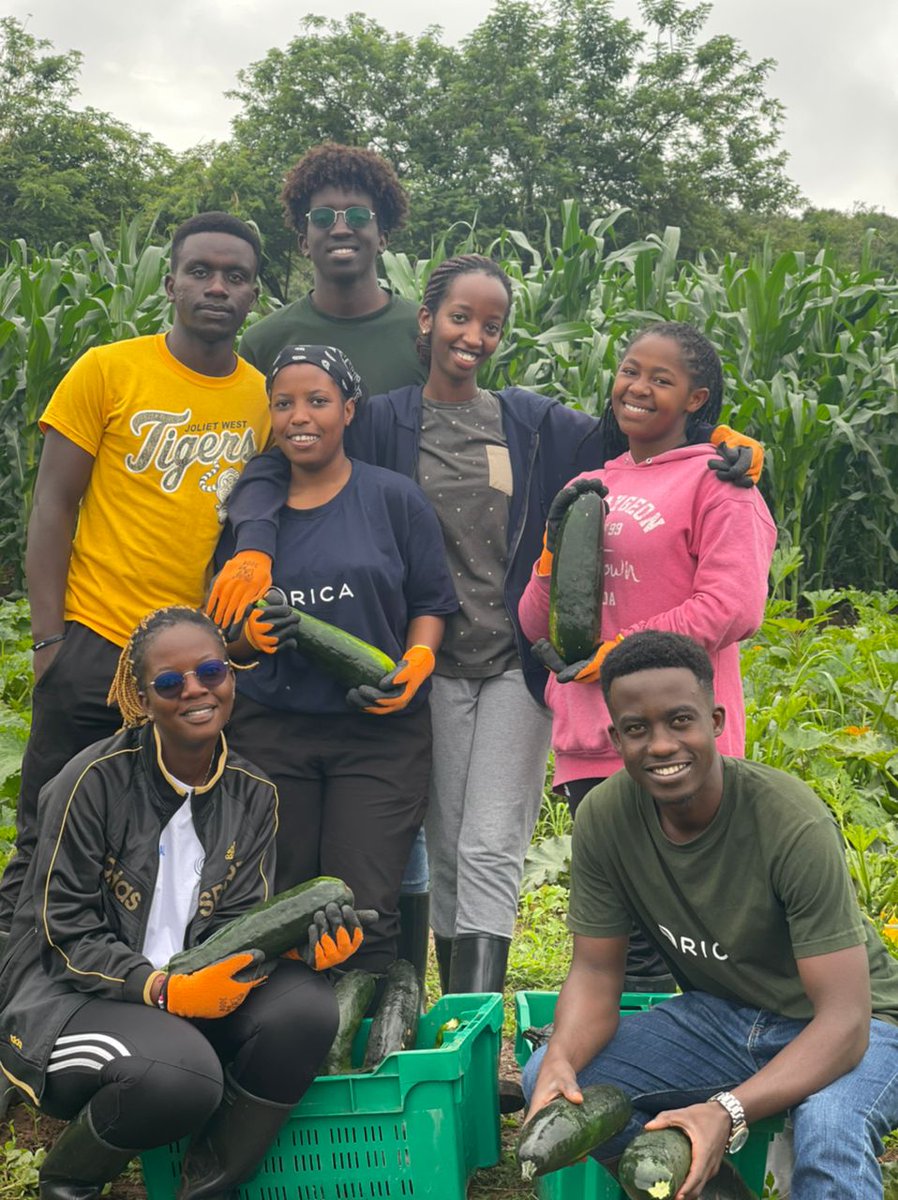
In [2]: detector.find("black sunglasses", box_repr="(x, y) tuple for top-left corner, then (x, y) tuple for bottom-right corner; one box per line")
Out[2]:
(306, 206), (377, 231)
(148, 659), (230, 700)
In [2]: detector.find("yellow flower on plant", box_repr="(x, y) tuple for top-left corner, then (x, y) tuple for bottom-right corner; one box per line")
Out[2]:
(844, 725), (870, 736)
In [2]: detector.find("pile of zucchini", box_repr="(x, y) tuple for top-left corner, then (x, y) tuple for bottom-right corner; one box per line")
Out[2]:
(323, 959), (422, 1075)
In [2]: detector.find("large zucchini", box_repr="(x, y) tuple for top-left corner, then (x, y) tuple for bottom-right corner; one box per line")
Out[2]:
(517, 1084), (632, 1180)
(362, 959), (420, 1070)
(166, 876), (353, 974)
(548, 491), (606, 663)
(619, 1128), (692, 1200)
(322, 969), (377, 1075)
(259, 589), (395, 689)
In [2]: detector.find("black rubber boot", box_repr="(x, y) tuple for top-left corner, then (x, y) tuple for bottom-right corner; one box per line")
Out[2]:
(177, 1072), (293, 1200)
(447, 933), (509, 994)
(432, 935), (453, 995)
(39, 1103), (136, 1200)
(396, 891), (431, 1003)
(447, 935), (524, 1113)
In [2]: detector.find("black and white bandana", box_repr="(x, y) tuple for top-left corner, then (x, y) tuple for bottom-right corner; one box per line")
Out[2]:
(266, 344), (367, 406)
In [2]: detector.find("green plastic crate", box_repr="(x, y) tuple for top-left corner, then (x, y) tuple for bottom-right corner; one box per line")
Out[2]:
(515, 990), (782, 1199)
(141, 991), (503, 1200)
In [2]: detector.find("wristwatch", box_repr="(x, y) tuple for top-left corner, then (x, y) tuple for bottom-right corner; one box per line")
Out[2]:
(708, 1091), (749, 1153)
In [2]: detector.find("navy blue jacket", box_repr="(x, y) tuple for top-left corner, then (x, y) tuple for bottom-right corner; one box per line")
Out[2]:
(228, 386), (605, 703)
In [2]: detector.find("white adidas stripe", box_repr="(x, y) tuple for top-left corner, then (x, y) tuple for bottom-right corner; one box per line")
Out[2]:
(50, 1044), (115, 1063)
(52, 1032), (131, 1056)
(47, 1057), (109, 1073)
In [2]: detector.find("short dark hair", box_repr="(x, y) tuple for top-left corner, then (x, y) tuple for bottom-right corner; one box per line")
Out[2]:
(599, 322), (724, 460)
(170, 212), (262, 274)
(600, 630), (715, 706)
(281, 143), (408, 236)
(416, 254), (513, 365)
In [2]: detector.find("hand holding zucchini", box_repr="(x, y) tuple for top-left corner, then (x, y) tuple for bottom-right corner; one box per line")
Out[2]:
(243, 603), (301, 655)
(345, 644), (435, 715)
(618, 1127), (693, 1200)
(547, 481), (608, 665)
(556, 633), (625, 686)
(160, 949), (269, 1020)
(255, 589), (397, 690)
(517, 1083), (632, 1180)
(165, 876), (354, 975)
(300, 902), (378, 971)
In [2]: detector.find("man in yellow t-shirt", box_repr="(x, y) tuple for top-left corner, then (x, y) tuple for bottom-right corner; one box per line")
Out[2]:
(0, 212), (270, 934)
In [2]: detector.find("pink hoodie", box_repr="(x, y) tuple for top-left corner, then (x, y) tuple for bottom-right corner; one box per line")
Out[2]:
(518, 444), (777, 785)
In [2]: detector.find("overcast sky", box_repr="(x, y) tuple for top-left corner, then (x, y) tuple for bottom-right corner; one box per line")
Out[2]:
(11, 0), (898, 214)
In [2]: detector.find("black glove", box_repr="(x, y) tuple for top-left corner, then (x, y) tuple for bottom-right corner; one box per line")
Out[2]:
(530, 638), (569, 675)
(545, 477), (609, 552)
(244, 603), (301, 654)
(707, 442), (754, 488)
(293, 903), (379, 971)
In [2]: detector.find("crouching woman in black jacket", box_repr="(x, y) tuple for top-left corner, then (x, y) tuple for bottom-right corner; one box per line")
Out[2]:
(0, 606), (354, 1200)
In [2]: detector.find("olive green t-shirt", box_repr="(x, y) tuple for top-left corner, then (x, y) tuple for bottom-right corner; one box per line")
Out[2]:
(238, 291), (425, 392)
(569, 757), (898, 1023)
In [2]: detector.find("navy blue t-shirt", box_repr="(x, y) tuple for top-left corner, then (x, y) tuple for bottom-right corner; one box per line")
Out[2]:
(217, 460), (458, 715)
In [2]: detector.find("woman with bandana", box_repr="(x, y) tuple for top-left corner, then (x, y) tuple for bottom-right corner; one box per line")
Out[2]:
(217, 346), (457, 974)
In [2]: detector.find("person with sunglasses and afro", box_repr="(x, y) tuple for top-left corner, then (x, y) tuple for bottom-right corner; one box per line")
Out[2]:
(239, 142), (424, 394)
(0, 605), (372, 1200)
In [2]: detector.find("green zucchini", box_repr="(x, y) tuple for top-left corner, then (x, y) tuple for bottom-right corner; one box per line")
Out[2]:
(548, 490), (606, 663)
(322, 969), (377, 1075)
(619, 1128), (692, 1200)
(166, 876), (354, 974)
(362, 959), (420, 1070)
(259, 589), (395, 689)
(517, 1084), (632, 1180)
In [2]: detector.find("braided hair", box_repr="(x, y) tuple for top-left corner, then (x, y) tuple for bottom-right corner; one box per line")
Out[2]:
(107, 607), (230, 728)
(598, 322), (724, 462)
(416, 254), (513, 365)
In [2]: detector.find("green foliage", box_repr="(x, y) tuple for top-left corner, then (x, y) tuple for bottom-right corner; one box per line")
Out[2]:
(0, 17), (174, 252)
(0, 599), (31, 821)
(192, 0), (799, 290)
(509, 883), (572, 993)
(0, 1122), (43, 1199)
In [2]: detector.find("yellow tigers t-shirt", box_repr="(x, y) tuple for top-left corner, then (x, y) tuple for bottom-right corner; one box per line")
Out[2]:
(40, 334), (270, 646)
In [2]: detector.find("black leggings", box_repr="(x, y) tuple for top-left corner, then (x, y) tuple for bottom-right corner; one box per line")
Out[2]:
(40, 960), (337, 1150)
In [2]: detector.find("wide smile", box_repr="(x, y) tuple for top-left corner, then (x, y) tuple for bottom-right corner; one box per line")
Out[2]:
(180, 703), (218, 725)
(327, 245), (358, 258)
(644, 761), (691, 780)
(285, 432), (321, 446)
(619, 398), (654, 415)
(450, 346), (480, 367)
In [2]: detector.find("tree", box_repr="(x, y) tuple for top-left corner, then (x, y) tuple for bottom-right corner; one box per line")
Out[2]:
(0, 17), (173, 252)
(198, 0), (803, 291)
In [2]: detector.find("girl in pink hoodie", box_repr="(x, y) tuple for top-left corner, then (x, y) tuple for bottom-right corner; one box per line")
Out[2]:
(519, 322), (777, 814)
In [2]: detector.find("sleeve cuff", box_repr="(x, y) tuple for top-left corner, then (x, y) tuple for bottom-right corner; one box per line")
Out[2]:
(123, 963), (162, 1005)
(233, 520), (279, 558)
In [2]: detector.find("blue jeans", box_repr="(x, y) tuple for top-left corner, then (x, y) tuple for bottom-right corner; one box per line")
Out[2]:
(521, 991), (898, 1199)
(399, 825), (429, 895)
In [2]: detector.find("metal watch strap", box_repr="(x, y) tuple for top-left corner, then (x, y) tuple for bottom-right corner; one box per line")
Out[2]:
(708, 1091), (748, 1152)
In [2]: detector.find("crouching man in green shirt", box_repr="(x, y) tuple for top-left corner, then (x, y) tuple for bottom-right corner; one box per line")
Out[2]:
(522, 630), (898, 1199)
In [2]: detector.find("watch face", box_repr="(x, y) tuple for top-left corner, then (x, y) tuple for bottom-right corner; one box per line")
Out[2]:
(728, 1125), (749, 1154)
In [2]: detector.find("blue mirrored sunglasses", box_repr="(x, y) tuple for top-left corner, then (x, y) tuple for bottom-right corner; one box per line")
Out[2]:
(306, 206), (377, 230)
(149, 659), (230, 700)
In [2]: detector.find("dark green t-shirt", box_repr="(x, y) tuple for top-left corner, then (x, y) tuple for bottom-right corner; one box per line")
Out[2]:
(569, 757), (898, 1023)
(238, 291), (425, 393)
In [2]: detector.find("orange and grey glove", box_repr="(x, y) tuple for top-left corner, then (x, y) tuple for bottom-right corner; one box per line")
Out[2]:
(708, 425), (763, 487)
(244, 603), (300, 655)
(555, 635), (625, 685)
(538, 478), (610, 576)
(207, 551), (273, 630)
(287, 903), (378, 971)
(345, 645), (436, 715)
(158, 949), (268, 1019)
